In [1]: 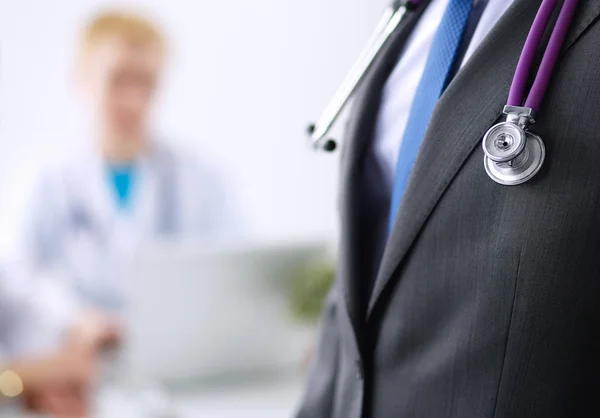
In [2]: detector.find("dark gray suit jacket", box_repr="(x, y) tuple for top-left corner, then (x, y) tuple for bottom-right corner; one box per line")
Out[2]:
(296, 1), (600, 417)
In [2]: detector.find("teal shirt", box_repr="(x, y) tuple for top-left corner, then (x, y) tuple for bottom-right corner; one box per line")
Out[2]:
(106, 164), (136, 210)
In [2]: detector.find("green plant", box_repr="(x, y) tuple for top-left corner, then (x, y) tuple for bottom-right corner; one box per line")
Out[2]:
(288, 260), (336, 324)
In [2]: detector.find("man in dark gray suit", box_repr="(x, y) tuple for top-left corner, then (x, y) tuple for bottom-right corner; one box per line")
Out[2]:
(297, 0), (600, 417)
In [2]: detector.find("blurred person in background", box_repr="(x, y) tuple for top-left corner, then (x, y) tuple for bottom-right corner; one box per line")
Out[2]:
(0, 8), (237, 415)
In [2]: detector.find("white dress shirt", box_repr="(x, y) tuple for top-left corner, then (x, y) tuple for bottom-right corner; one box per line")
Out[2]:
(374, 0), (517, 186)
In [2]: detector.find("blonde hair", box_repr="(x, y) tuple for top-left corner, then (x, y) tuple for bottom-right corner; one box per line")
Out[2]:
(80, 10), (166, 55)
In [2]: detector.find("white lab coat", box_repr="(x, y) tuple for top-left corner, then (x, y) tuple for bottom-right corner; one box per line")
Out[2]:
(0, 140), (238, 356)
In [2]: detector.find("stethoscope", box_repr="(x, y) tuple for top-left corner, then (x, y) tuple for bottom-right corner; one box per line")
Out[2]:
(307, 0), (580, 186)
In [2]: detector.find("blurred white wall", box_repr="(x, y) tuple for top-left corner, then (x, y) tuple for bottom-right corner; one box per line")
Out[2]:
(0, 0), (386, 242)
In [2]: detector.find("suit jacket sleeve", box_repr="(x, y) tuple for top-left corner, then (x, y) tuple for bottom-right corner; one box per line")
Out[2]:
(295, 282), (341, 418)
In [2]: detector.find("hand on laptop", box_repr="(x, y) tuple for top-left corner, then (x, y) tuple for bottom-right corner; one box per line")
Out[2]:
(20, 311), (120, 417)
(13, 343), (96, 417)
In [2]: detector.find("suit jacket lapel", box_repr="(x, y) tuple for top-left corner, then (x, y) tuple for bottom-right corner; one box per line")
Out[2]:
(340, 0), (434, 337)
(564, 0), (600, 51)
(341, 0), (434, 173)
(367, 0), (600, 319)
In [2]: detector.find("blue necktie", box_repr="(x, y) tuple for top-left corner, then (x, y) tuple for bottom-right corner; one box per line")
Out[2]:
(388, 0), (474, 231)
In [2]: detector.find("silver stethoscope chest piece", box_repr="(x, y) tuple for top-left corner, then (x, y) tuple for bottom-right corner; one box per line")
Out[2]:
(484, 131), (545, 186)
(482, 122), (527, 163)
(483, 106), (545, 186)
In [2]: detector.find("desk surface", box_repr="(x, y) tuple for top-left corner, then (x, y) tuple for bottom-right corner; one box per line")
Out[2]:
(174, 378), (304, 418)
(95, 375), (305, 418)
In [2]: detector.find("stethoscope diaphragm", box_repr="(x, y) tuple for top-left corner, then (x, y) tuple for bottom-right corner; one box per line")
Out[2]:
(484, 131), (545, 186)
(482, 122), (527, 163)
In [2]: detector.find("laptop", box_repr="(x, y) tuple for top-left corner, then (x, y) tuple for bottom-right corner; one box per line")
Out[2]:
(120, 239), (332, 386)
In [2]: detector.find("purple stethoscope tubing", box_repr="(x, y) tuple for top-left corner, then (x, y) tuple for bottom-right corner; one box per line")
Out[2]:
(508, 0), (580, 113)
(484, 0), (580, 186)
